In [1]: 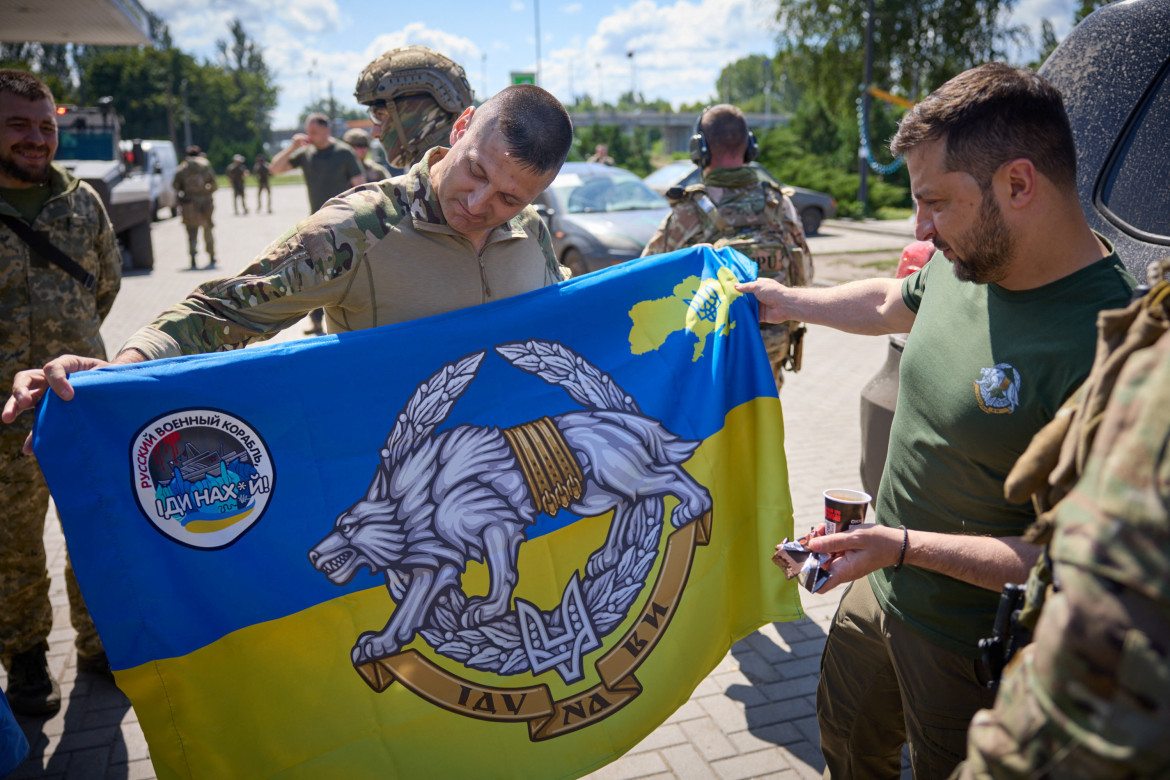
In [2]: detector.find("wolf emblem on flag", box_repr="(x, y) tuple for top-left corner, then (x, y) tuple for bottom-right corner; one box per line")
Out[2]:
(308, 339), (714, 736)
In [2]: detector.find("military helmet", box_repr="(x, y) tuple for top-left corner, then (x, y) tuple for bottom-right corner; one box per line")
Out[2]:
(354, 45), (474, 169)
(342, 128), (371, 148)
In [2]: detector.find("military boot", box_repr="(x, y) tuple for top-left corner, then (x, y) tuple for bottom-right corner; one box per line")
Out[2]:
(5, 645), (61, 716)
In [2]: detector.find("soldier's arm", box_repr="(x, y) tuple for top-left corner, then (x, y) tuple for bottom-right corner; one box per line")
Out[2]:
(268, 139), (304, 176)
(119, 229), (343, 359)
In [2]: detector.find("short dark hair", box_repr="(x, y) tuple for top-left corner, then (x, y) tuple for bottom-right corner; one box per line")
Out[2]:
(306, 113), (330, 128)
(473, 84), (572, 175)
(0, 69), (53, 102)
(890, 63), (1076, 191)
(186, 145), (202, 157)
(700, 104), (749, 155)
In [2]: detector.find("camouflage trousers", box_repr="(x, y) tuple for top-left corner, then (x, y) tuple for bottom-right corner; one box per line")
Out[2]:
(0, 430), (102, 660)
(185, 223), (215, 260)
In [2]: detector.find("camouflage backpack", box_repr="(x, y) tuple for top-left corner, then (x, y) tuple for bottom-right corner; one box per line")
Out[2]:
(672, 179), (810, 288)
(668, 179), (811, 370)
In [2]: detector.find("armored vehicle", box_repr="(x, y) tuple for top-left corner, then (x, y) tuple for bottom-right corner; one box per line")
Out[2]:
(54, 98), (156, 270)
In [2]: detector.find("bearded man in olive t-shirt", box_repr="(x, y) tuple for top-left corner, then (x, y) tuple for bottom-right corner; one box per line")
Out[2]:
(738, 63), (1136, 779)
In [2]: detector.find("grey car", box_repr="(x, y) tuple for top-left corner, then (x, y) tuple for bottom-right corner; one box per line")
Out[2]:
(532, 162), (670, 277)
(643, 159), (837, 236)
(858, 0), (1170, 500)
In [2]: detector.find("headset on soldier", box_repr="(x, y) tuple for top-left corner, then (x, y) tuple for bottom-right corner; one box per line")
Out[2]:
(688, 106), (759, 169)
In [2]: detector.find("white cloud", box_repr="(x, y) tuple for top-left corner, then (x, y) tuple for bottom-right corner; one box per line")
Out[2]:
(563, 2), (583, 13)
(511, 0), (525, 10)
(541, 0), (776, 108)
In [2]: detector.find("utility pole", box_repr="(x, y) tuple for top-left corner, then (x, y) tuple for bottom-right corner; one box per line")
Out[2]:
(180, 78), (192, 149)
(859, 0), (875, 218)
(763, 57), (772, 122)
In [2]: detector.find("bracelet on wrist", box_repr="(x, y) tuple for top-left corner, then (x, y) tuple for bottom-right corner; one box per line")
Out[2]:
(893, 525), (908, 572)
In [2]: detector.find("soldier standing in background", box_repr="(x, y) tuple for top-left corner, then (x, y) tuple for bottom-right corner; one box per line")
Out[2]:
(642, 104), (812, 389)
(173, 145), (217, 269)
(354, 46), (474, 174)
(268, 113), (364, 335)
(0, 69), (122, 715)
(953, 261), (1170, 778)
(253, 152), (272, 214)
(226, 153), (248, 215)
(343, 128), (392, 183)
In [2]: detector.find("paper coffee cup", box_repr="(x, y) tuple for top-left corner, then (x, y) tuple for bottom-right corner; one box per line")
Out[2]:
(823, 488), (871, 533)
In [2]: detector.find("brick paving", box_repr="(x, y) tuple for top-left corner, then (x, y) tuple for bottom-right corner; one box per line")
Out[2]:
(2, 187), (905, 778)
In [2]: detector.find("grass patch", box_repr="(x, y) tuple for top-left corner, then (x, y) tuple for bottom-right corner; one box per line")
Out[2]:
(214, 172), (306, 189)
(874, 206), (914, 221)
(860, 257), (900, 272)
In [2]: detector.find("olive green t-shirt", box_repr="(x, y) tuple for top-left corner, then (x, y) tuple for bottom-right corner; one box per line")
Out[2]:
(869, 246), (1135, 657)
(288, 139), (363, 213)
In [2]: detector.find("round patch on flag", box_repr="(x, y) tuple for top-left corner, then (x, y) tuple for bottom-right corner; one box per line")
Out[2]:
(130, 408), (275, 549)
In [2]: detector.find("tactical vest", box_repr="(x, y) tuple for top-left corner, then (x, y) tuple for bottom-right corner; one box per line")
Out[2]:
(669, 180), (810, 289)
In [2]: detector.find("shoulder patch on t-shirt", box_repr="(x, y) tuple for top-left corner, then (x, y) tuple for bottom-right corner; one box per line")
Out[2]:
(973, 363), (1021, 414)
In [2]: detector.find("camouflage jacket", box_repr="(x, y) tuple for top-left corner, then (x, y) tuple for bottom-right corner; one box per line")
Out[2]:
(641, 166), (813, 287)
(173, 157), (217, 202)
(122, 147), (563, 359)
(0, 163), (121, 436)
(226, 161), (248, 186)
(253, 161), (271, 186)
(956, 275), (1170, 778)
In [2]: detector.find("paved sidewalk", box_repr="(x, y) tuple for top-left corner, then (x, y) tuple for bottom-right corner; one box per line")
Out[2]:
(2, 187), (892, 778)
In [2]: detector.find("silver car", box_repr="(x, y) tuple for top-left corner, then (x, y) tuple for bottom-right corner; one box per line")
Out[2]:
(533, 162), (670, 277)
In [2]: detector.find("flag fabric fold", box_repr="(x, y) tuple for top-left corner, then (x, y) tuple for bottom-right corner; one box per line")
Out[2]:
(34, 246), (801, 779)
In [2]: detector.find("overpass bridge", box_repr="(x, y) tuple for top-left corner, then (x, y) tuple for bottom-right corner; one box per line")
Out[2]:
(567, 110), (791, 155)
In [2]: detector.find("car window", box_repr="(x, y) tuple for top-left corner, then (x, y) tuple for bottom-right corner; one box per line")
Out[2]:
(553, 171), (667, 213)
(1097, 64), (1170, 243)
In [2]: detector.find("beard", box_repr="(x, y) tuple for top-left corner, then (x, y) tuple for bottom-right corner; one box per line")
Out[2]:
(0, 143), (52, 184)
(935, 192), (1015, 284)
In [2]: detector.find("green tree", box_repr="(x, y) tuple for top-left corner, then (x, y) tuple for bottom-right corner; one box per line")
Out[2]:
(774, 0), (1027, 120)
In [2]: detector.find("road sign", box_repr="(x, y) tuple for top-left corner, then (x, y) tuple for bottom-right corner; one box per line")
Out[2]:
(510, 71), (536, 85)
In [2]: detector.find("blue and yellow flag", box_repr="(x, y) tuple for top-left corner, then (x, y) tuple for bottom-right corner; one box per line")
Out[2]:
(34, 246), (801, 778)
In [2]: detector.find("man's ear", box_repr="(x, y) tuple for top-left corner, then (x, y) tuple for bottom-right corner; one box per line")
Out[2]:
(449, 106), (476, 145)
(1000, 158), (1037, 208)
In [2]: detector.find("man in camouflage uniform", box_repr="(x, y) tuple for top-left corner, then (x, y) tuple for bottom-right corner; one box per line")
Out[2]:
(173, 145), (217, 269)
(0, 69), (121, 716)
(641, 104), (812, 389)
(6, 83), (571, 412)
(343, 128), (392, 183)
(952, 260), (1170, 778)
(253, 153), (272, 214)
(227, 153), (248, 215)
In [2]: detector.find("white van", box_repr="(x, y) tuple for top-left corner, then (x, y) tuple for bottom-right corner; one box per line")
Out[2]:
(120, 139), (179, 220)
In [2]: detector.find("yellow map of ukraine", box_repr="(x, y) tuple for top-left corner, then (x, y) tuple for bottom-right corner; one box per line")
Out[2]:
(628, 266), (742, 361)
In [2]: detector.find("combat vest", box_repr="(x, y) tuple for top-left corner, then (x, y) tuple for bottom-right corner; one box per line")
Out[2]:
(667, 178), (810, 289)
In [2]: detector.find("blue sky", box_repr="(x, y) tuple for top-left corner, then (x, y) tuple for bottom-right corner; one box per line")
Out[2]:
(147, 0), (1079, 129)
